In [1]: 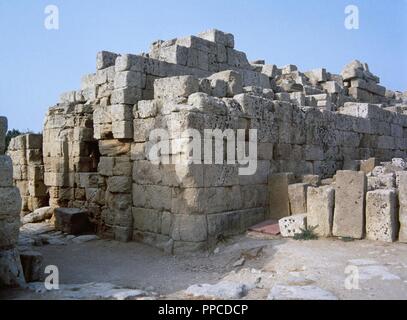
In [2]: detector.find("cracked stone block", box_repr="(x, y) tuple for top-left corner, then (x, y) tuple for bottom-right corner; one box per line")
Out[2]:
(279, 214), (307, 238)
(366, 189), (397, 242)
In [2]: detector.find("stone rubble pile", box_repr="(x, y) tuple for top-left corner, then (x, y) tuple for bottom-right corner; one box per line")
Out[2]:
(278, 157), (407, 243)
(341, 60), (387, 104)
(7, 134), (47, 214)
(0, 116), (25, 287)
(3, 29), (407, 252)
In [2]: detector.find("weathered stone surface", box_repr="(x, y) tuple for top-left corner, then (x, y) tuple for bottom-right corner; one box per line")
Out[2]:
(20, 250), (43, 282)
(154, 76), (199, 100)
(366, 189), (397, 242)
(306, 186), (334, 237)
(279, 214), (307, 238)
(0, 187), (22, 215)
(269, 173), (295, 219)
(0, 248), (25, 288)
(268, 285), (337, 300)
(0, 155), (13, 187)
(288, 183), (308, 215)
(333, 171), (366, 239)
(54, 208), (90, 235)
(399, 172), (407, 242)
(22, 207), (53, 225)
(360, 158), (379, 174)
(186, 281), (248, 299)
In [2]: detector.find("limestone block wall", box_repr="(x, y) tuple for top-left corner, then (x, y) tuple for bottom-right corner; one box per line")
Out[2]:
(7, 134), (48, 214)
(40, 29), (407, 250)
(0, 116), (25, 287)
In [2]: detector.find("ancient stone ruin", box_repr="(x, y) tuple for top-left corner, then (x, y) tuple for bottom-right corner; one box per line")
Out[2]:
(2, 29), (407, 267)
(0, 116), (25, 287)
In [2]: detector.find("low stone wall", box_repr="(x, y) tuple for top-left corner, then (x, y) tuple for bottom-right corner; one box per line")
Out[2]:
(0, 116), (25, 287)
(8, 134), (48, 214)
(279, 159), (407, 243)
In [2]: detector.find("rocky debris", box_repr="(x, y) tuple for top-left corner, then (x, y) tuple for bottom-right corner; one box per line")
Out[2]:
(267, 284), (338, 300)
(22, 207), (53, 225)
(20, 250), (43, 282)
(185, 281), (249, 299)
(0, 116), (25, 288)
(54, 208), (91, 235)
(28, 282), (150, 300)
(279, 214), (307, 238)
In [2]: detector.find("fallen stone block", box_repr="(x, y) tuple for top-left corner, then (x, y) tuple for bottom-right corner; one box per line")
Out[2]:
(20, 250), (43, 282)
(333, 171), (366, 239)
(54, 208), (91, 235)
(366, 189), (397, 242)
(307, 186), (334, 237)
(279, 214), (307, 238)
(22, 207), (53, 225)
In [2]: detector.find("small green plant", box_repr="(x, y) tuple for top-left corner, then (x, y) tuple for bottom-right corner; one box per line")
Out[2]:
(293, 225), (319, 241)
(340, 236), (355, 242)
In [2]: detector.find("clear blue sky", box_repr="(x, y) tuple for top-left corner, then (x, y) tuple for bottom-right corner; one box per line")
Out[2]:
(1, 0), (406, 132)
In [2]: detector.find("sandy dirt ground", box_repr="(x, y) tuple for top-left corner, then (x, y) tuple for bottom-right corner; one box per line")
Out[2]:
(1, 225), (407, 300)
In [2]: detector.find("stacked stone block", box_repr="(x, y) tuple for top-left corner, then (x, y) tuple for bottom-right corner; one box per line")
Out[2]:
(7, 134), (47, 214)
(0, 116), (25, 287)
(341, 60), (386, 104)
(38, 29), (407, 250)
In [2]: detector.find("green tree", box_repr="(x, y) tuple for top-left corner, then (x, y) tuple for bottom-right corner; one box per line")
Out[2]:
(5, 129), (22, 151)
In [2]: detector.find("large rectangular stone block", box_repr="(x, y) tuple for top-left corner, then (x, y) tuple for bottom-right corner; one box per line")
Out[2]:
(307, 186), (334, 237)
(288, 183), (309, 215)
(54, 208), (90, 235)
(398, 172), (407, 243)
(154, 76), (199, 100)
(268, 173), (295, 219)
(333, 171), (367, 239)
(366, 189), (397, 242)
